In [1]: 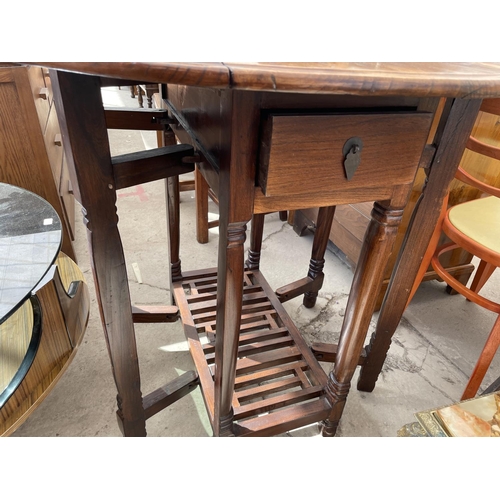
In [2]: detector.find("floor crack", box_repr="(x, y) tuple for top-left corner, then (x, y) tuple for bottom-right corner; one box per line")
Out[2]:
(130, 279), (170, 293)
(261, 221), (290, 245)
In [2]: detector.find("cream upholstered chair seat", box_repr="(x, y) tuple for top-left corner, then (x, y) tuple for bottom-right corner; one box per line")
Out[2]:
(448, 196), (500, 255)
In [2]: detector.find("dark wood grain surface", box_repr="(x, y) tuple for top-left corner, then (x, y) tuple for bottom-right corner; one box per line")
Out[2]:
(25, 62), (500, 97)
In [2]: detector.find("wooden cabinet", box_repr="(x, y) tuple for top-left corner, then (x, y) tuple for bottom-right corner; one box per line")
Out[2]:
(0, 65), (75, 259)
(296, 101), (500, 310)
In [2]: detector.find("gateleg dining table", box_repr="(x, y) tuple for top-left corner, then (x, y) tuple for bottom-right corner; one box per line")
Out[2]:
(29, 62), (500, 437)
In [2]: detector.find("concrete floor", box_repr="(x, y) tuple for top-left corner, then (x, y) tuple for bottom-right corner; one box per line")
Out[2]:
(11, 87), (500, 437)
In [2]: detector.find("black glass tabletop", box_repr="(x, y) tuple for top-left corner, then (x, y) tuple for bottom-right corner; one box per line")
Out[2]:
(0, 183), (62, 323)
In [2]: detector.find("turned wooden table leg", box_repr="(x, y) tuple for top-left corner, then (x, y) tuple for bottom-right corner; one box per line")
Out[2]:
(322, 198), (406, 436)
(195, 166), (210, 244)
(137, 86), (144, 108)
(51, 70), (147, 436)
(357, 98), (483, 393)
(214, 219), (248, 436)
(245, 213), (265, 270)
(303, 205), (336, 308)
(212, 90), (259, 436)
(166, 176), (182, 283)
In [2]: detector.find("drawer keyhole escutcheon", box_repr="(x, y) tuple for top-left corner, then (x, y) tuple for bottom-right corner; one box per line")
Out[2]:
(342, 137), (364, 180)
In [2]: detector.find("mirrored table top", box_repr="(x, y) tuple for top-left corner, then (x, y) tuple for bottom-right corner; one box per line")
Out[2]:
(0, 183), (62, 323)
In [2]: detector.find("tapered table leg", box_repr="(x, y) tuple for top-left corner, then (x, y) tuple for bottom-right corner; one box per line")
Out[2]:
(322, 198), (407, 436)
(212, 90), (259, 436)
(52, 71), (147, 436)
(357, 98), (483, 393)
(213, 219), (248, 436)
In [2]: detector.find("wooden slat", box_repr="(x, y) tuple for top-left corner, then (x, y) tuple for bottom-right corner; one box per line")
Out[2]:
(193, 304), (275, 329)
(202, 327), (289, 355)
(239, 319), (275, 333)
(295, 366), (312, 388)
(233, 386), (325, 420)
(235, 346), (303, 375)
(253, 270), (329, 387)
(142, 370), (199, 420)
(173, 285), (216, 424)
(112, 144), (195, 190)
(234, 398), (332, 437)
(131, 305), (179, 323)
(235, 377), (303, 403)
(234, 361), (309, 389)
(311, 342), (367, 365)
(204, 335), (294, 363)
(275, 275), (323, 303)
(179, 179), (195, 192)
(104, 108), (171, 131)
(187, 290), (267, 312)
(178, 268), (218, 280)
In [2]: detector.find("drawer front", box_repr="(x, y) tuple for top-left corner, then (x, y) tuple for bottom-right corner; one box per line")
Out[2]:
(59, 156), (75, 240)
(258, 112), (433, 198)
(27, 66), (50, 133)
(42, 67), (54, 106)
(43, 104), (64, 186)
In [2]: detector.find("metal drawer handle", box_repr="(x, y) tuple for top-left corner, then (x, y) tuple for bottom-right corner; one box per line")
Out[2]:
(343, 137), (363, 180)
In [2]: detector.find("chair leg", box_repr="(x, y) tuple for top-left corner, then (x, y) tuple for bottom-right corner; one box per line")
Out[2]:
(461, 314), (500, 400)
(137, 87), (144, 108)
(470, 260), (496, 295)
(406, 193), (449, 307)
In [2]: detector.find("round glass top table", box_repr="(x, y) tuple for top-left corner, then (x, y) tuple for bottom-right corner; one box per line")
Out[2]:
(0, 182), (62, 324)
(0, 182), (62, 413)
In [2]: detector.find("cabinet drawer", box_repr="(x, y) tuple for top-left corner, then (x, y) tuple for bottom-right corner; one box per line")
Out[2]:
(42, 67), (54, 106)
(59, 156), (75, 240)
(27, 66), (50, 133)
(43, 104), (64, 186)
(258, 111), (433, 198)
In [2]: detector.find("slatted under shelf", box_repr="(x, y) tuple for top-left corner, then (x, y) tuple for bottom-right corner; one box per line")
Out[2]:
(173, 267), (332, 436)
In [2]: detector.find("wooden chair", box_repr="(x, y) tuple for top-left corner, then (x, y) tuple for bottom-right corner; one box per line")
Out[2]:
(52, 72), (202, 436)
(129, 83), (159, 108)
(407, 99), (500, 401)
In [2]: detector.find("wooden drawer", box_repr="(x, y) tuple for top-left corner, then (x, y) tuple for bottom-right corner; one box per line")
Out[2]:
(59, 156), (76, 240)
(43, 103), (64, 186)
(42, 67), (54, 106)
(27, 66), (50, 133)
(258, 111), (433, 199)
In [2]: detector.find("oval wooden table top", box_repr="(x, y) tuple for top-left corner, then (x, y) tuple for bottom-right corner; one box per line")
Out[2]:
(29, 62), (500, 97)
